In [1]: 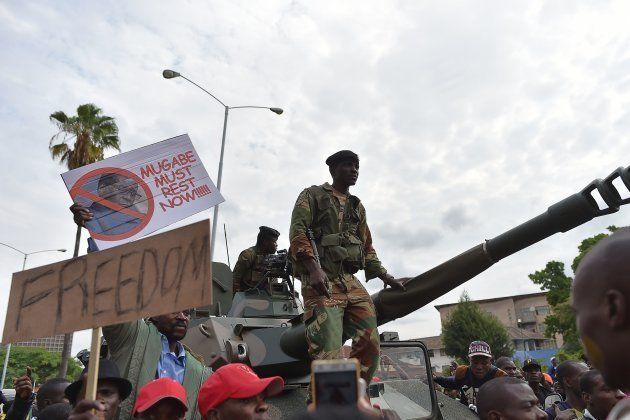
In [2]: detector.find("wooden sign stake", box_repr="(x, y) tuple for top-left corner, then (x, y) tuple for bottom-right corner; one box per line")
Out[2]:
(85, 327), (102, 401)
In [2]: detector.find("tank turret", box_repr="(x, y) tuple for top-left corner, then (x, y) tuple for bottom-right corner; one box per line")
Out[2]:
(184, 166), (630, 385)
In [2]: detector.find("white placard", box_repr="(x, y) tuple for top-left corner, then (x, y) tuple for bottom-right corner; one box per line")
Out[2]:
(61, 134), (224, 250)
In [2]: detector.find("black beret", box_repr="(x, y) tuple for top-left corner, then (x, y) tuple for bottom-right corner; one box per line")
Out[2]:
(259, 226), (280, 238)
(325, 150), (359, 166)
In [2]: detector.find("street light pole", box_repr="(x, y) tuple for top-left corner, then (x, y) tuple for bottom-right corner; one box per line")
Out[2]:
(0, 243), (66, 389)
(162, 69), (283, 261)
(210, 106), (229, 262)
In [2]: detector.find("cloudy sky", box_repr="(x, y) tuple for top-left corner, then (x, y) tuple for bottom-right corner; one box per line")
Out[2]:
(2, 1), (630, 354)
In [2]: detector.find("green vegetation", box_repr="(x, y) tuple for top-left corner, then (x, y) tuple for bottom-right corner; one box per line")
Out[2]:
(48, 103), (120, 376)
(442, 291), (514, 361)
(0, 346), (82, 387)
(528, 226), (618, 356)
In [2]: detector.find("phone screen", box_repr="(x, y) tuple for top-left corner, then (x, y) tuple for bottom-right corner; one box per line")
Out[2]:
(314, 368), (358, 406)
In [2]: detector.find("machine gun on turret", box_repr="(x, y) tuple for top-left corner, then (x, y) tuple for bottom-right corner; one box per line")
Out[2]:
(256, 249), (298, 309)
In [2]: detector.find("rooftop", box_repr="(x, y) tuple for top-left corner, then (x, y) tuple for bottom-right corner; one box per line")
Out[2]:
(413, 328), (548, 350)
(412, 335), (443, 350)
(434, 291), (547, 310)
(506, 326), (546, 340)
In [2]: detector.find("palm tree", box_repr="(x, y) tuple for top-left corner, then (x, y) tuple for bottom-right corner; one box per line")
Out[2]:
(49, 103), (120, 377)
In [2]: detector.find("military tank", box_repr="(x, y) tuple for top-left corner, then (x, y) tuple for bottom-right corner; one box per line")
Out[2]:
(185, 166), (630, 419)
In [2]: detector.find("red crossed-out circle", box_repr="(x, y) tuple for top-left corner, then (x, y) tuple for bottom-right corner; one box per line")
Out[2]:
(70, 167), (154, 241)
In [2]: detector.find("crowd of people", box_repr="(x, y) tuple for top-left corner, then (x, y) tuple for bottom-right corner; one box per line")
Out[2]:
(434, 340), (627, 419)
(3, 151), (630, 419)
(1, 360), (285, 420)
(433, 229), (630, 419)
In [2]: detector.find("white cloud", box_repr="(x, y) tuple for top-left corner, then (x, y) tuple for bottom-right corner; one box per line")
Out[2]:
(2, 0), (630, 354)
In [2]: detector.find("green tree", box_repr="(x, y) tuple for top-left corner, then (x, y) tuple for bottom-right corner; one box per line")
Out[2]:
(442, 291), (514, 361)
(0, 346), (82, 387)
(48, 103), (120, 377)
(528, 226), (618, 354)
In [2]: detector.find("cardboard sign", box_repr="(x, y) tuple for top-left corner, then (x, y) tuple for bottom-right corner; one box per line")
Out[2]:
(2, 220), (212, 343)
(61, 134), (224, 250)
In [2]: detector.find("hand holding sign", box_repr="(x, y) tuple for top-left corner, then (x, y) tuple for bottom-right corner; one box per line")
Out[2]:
(61, 134), (224, 250)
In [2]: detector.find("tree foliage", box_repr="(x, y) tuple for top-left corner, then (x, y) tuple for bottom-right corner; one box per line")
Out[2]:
(0, 346), (82, 387)
(48, 103), (120, 377)
(49, 103), (120, 170)
(442, 291), (514, 361)
(528, 226), (618, 353)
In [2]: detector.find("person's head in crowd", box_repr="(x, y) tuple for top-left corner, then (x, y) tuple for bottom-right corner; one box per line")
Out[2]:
(467, 341), (493, 379)
(477, 377), (547, 420)
(65, 359), (132, 420)
(37, 402), (72, 420)
(198, 363), (284, 420)
(256, 226), (280, 254)
(495, 357), (518, 377)
(133, 378), (188, 420)
(550, 357), (557, 367)
(36, 377), (71, 412)
(148, 309), (192, 344)
(522, 359), (543, 387)
(572, 229), (630, 389)
(555, 361), (588, 410)
(580, 369), (625, 420)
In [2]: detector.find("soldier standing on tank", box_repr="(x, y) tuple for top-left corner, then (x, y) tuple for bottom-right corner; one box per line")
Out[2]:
(289, 150), (406, 399)
(232, 226), (280, 295)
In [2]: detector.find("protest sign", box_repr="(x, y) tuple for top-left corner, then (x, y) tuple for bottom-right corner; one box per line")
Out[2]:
(2, 220), (212, 343)
(61, 134), (224, 250)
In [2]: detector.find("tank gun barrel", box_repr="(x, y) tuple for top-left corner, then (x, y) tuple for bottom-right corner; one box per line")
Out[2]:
(371, 166), (630, 325)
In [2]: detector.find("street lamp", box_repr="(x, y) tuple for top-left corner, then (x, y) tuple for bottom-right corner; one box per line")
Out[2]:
(0, 243), (66, 389)
(163, 69), (283, 261)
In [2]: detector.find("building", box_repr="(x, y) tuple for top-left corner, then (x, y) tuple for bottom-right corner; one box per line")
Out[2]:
(417, 335), (453, 374)
(416, 292), (559, 372)
(13, 334), (70, 353)
(435, 291), (561, 349)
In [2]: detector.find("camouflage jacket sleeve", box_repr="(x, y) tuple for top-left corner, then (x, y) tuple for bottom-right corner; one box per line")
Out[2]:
(358, 202), (387, 280)
(232, 248), (255, 291)
(289, 188), (315, 261)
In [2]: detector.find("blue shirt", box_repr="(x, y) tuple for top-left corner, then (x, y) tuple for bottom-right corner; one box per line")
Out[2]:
(156, 333), (187, 384)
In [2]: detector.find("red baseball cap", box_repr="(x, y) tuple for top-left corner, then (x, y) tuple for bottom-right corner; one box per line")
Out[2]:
(133, 378), (188, 416)
(197, 363), (284, 417)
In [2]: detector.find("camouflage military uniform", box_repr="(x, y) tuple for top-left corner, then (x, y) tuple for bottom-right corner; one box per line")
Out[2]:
(232, 246), (267, 294)
(289, 182), (387, 386)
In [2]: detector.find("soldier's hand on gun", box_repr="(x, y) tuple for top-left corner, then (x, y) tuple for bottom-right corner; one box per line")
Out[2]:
(310, 267), (331, 298)
(70, 203), (93, 227)
(303, 258), (331, 298)
(378, 274), (407, 292)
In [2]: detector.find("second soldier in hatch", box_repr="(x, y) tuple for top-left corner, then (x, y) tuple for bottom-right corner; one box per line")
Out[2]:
(232, 226), (281, 295)
(289, 150), (407, 398)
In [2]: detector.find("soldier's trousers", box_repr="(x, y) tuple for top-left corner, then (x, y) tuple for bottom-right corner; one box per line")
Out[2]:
(302, 273), (380, 388)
